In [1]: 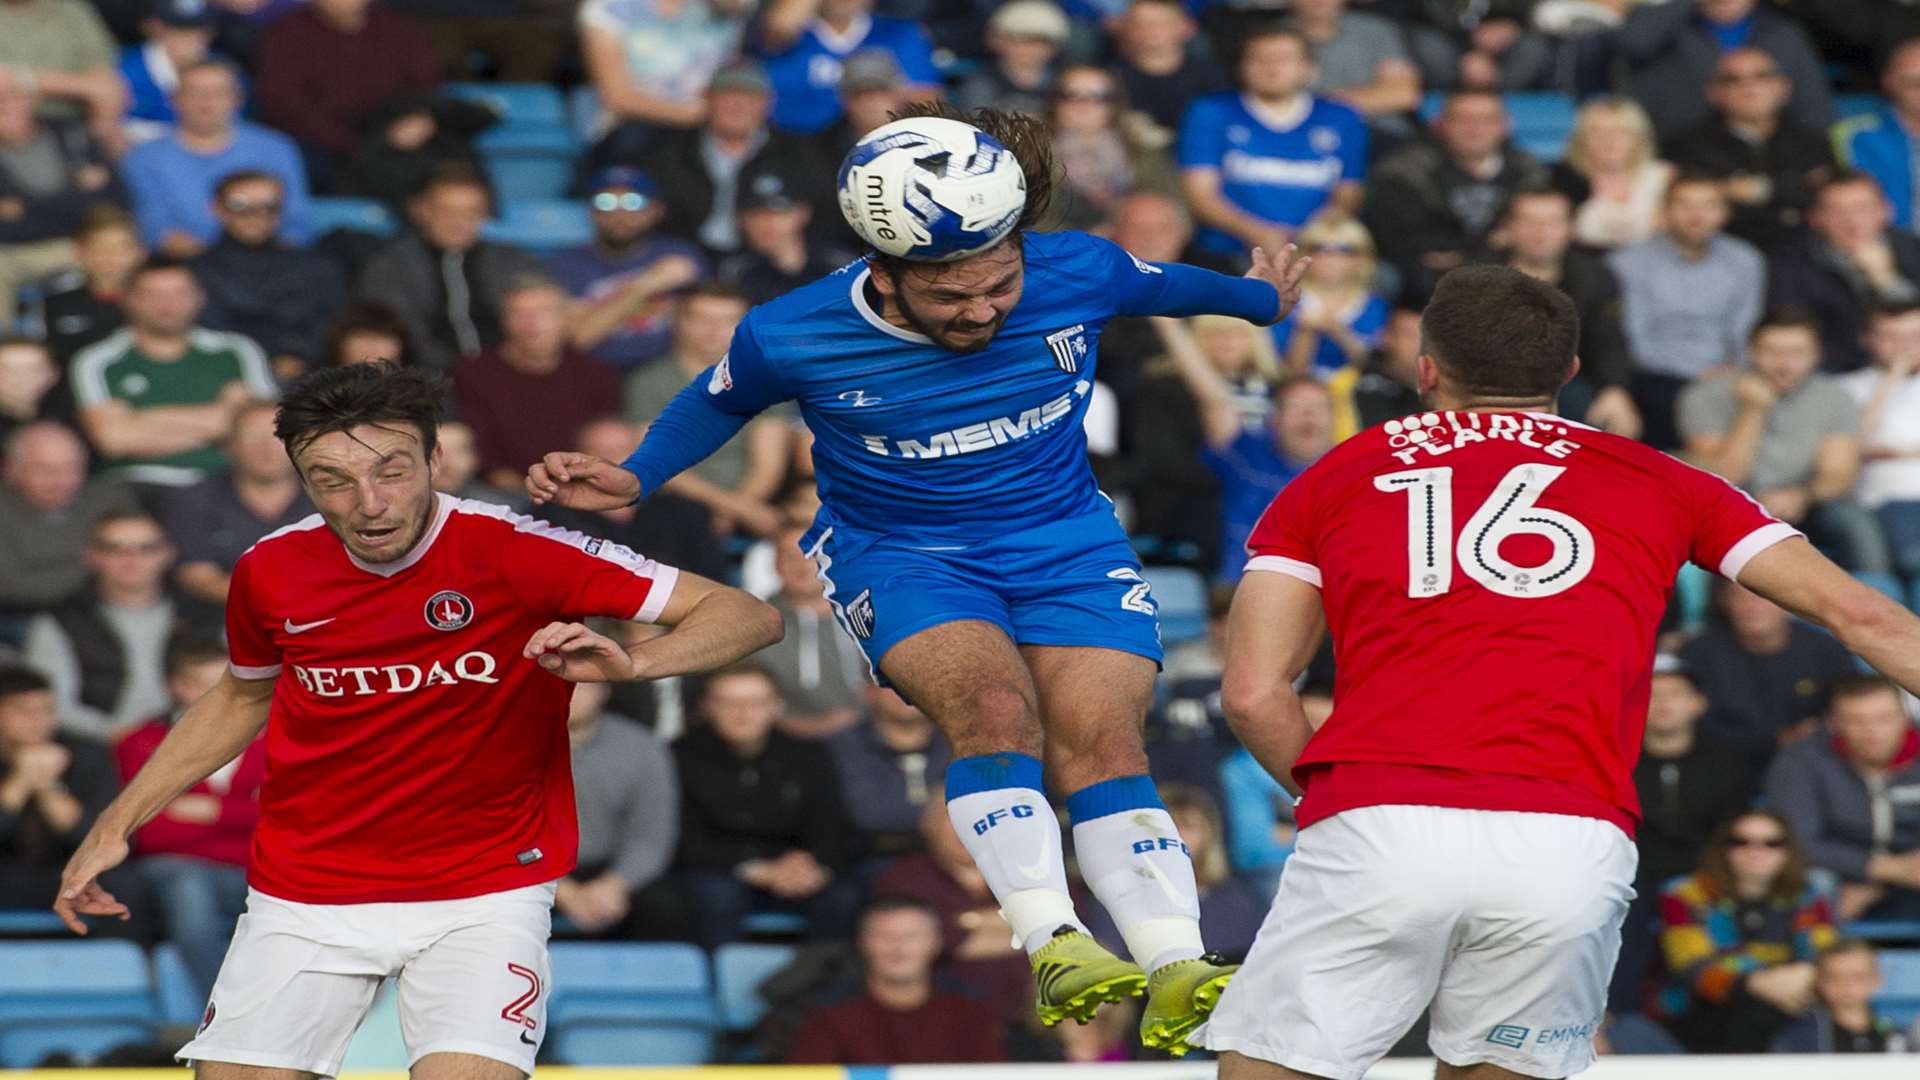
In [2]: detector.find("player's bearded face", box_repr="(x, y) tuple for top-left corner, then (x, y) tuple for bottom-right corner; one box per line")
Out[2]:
(295, 425), (441, 565)
(882, 244), (1024, 354)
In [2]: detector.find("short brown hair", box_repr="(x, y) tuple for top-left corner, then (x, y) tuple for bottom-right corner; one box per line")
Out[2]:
(1828, 674), (1905, 713)
(1421, 265), (1578, 399)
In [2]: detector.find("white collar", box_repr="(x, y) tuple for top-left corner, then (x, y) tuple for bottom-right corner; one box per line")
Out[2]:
(849, 266), (932, 344)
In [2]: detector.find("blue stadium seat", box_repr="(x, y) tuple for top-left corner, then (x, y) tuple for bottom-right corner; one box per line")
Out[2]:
(0, 940), (156, 1066)
(741, 911), (808, 936)
(548, 942), (717, 1067)
(0, 910), (65, 934)
(549, 1024), (712, 1066)
(151, 944), (205, 1027)
(308, 197), (396, 237)
(482, 199), (592, 255)
(1876, 949), (1920, 1029)
(1847, 920), (1920, 943)
(482, 145), (577, 203)
(1143, 564), (1209, 644)
(443, 82), (570, 137)
(714, 943), (797, 1031)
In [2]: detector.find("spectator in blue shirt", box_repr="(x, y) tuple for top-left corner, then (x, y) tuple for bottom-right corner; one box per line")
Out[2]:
(1157, 312), (1336, 580)
(1178, 26), (1367, 261)
(118, 0), (221, 143)
(752, 0), (943, 135)
(546, 167), (707, 372)
(1836, 40), (1920, 233)
(122, 60), (308, 258)
(1268, 213), (1387, 379)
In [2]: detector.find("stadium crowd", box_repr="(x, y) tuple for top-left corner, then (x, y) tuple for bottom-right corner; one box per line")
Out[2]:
(3, 0), (1920, 1065)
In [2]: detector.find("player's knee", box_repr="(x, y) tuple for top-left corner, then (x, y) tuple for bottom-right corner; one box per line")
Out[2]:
(944, 682), (1040, 753)
(1045, 724), (1149, 786)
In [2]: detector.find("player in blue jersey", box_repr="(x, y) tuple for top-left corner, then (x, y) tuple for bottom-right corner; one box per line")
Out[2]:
(1179, 26), (1368, 258)
(526, 104), (1308, 1053)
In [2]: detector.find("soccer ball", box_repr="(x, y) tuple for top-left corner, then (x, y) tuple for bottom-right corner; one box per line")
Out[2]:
(837, 116), (1028, 263)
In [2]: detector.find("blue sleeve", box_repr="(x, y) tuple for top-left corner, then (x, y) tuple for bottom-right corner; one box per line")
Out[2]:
(886, 21), (942, 86)
(1097, 234), (1281, 323)
(121, 146), (177, 249)
(618, 317), (790, 495)
(1220, 750), (1291, 872)
(1337, 111), (1369, 182)
(1176, 97), (1225, 170)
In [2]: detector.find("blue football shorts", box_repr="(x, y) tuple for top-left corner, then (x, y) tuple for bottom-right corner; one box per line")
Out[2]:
(802, 506), (1164, 683)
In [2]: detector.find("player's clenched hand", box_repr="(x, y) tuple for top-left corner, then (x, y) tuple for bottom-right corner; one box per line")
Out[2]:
(1245, 244), (1312, 326)
(525, 452), (640, 511)
(54, 828), (132, 935)
(524, 621), (639, 682)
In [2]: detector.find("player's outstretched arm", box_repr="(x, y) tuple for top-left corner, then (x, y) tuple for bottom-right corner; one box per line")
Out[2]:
(526, 571), (783, 683)
(1242, 244), (1312, 325)
(1737, 537), (1920, 695)
(1220, 571), (1328, 797)
(526, 451), (642, 511)
(54, 670), (274, 933)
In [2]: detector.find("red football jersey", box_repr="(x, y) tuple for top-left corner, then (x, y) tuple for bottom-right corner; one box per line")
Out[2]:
(1247, 411), (1798, 836)
(225, 494), (679, 903)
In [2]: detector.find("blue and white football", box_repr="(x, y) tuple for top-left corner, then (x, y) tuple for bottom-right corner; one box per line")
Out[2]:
(837, 116), (1028, 263)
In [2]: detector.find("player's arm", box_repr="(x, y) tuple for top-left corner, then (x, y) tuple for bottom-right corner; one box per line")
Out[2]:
(53, 669), (274, 933)
(1220, 571), (1327, 798)
(1102, 234), (1307, 327)
(1736, 537), (1920, 696)
(527, 570), (783, 683)
(1807, 432), (1861, 503)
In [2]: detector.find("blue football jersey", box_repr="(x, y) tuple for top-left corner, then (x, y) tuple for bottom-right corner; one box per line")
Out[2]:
(631, 231), (1280, 539)
(1177, 92), (1369, 254)
(756, 16), (942, 134)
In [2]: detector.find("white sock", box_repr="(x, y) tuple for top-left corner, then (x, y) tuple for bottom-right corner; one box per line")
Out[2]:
(1068, 776), (1205, 973)
(945, 753), (1085, 954)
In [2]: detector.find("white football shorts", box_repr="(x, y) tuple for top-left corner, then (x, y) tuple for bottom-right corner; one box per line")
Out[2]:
(1197, 804), (1635, 1080)
(177, 880), (557, 1078)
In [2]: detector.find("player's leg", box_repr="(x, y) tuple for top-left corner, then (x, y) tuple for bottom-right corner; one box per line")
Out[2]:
(1217, 1052), (1334, 1080)
(195, 1063), (316, 1080)
(881, 620), (1147, 1023)
(1434, 1065), (1554, 1080)
(393, 884), (555, 1078)
(1425, 811), (1635, 1080)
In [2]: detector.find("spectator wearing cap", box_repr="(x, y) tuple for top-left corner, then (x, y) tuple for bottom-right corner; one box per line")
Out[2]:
(355, 164), (543, 371)
(0, 0), (126, 142)
(452, 275), (623, 490)
(651, 59), (834, 260)
(190, 170), (345, 377)
(718, 172), (856, 304)
(122, 59), (309, 258)
(1110, 0), (1225, 140)
(814, 49), (914, 164)
(547, 167), (707, 373)
(254, 0), (439, 188)
(753, 0), (942, 136)
(118, 0), (223, 142)
(577, 0), (752, 165)
(0, 65), (127, 325)
(954, 1), (1068, 116)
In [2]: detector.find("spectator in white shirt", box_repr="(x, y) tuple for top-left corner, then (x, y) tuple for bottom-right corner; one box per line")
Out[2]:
(1838, 302), (1920, 609)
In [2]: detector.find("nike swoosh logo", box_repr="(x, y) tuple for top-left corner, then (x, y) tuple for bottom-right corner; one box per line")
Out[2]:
(1012, 807), (1055, 881)
(284, 618), (335, 634)
(519, 1031), (537, 1046)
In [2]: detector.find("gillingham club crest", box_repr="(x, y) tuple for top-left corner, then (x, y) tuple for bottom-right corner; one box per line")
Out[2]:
(424, 590), (475, 631)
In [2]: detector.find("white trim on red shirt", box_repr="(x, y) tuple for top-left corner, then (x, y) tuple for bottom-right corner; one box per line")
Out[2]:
(228, 662), (281, 680)
(1245, 554), (1323, 587)
(1721, 521), (1804, 581)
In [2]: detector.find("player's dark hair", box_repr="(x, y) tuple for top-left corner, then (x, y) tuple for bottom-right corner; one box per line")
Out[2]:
(166, 637), (229, 680)
(863, 100), (1057, 280)
(1420, 265), (1577, 401)
(1749, 307), (1822, 344)
(1701, 809), (1809, 905)
(1827, 674), (1905, 713)
(323, 302), (416, 368)
(0, 665), (51, 702)
(274, 361), (446, 462)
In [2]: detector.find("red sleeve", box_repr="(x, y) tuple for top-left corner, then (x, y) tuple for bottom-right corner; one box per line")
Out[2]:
(502, 516), (681, 624)
(1243, 471), (1323, 587)
(225, 552), (283, 679)
(1667, 457), (1802, 580)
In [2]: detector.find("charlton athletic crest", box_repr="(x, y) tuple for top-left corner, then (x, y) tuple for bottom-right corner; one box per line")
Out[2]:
(424, 590), (474, 631)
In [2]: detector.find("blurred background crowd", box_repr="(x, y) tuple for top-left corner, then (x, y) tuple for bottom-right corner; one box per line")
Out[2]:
(3, 0), (1920, 1067)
